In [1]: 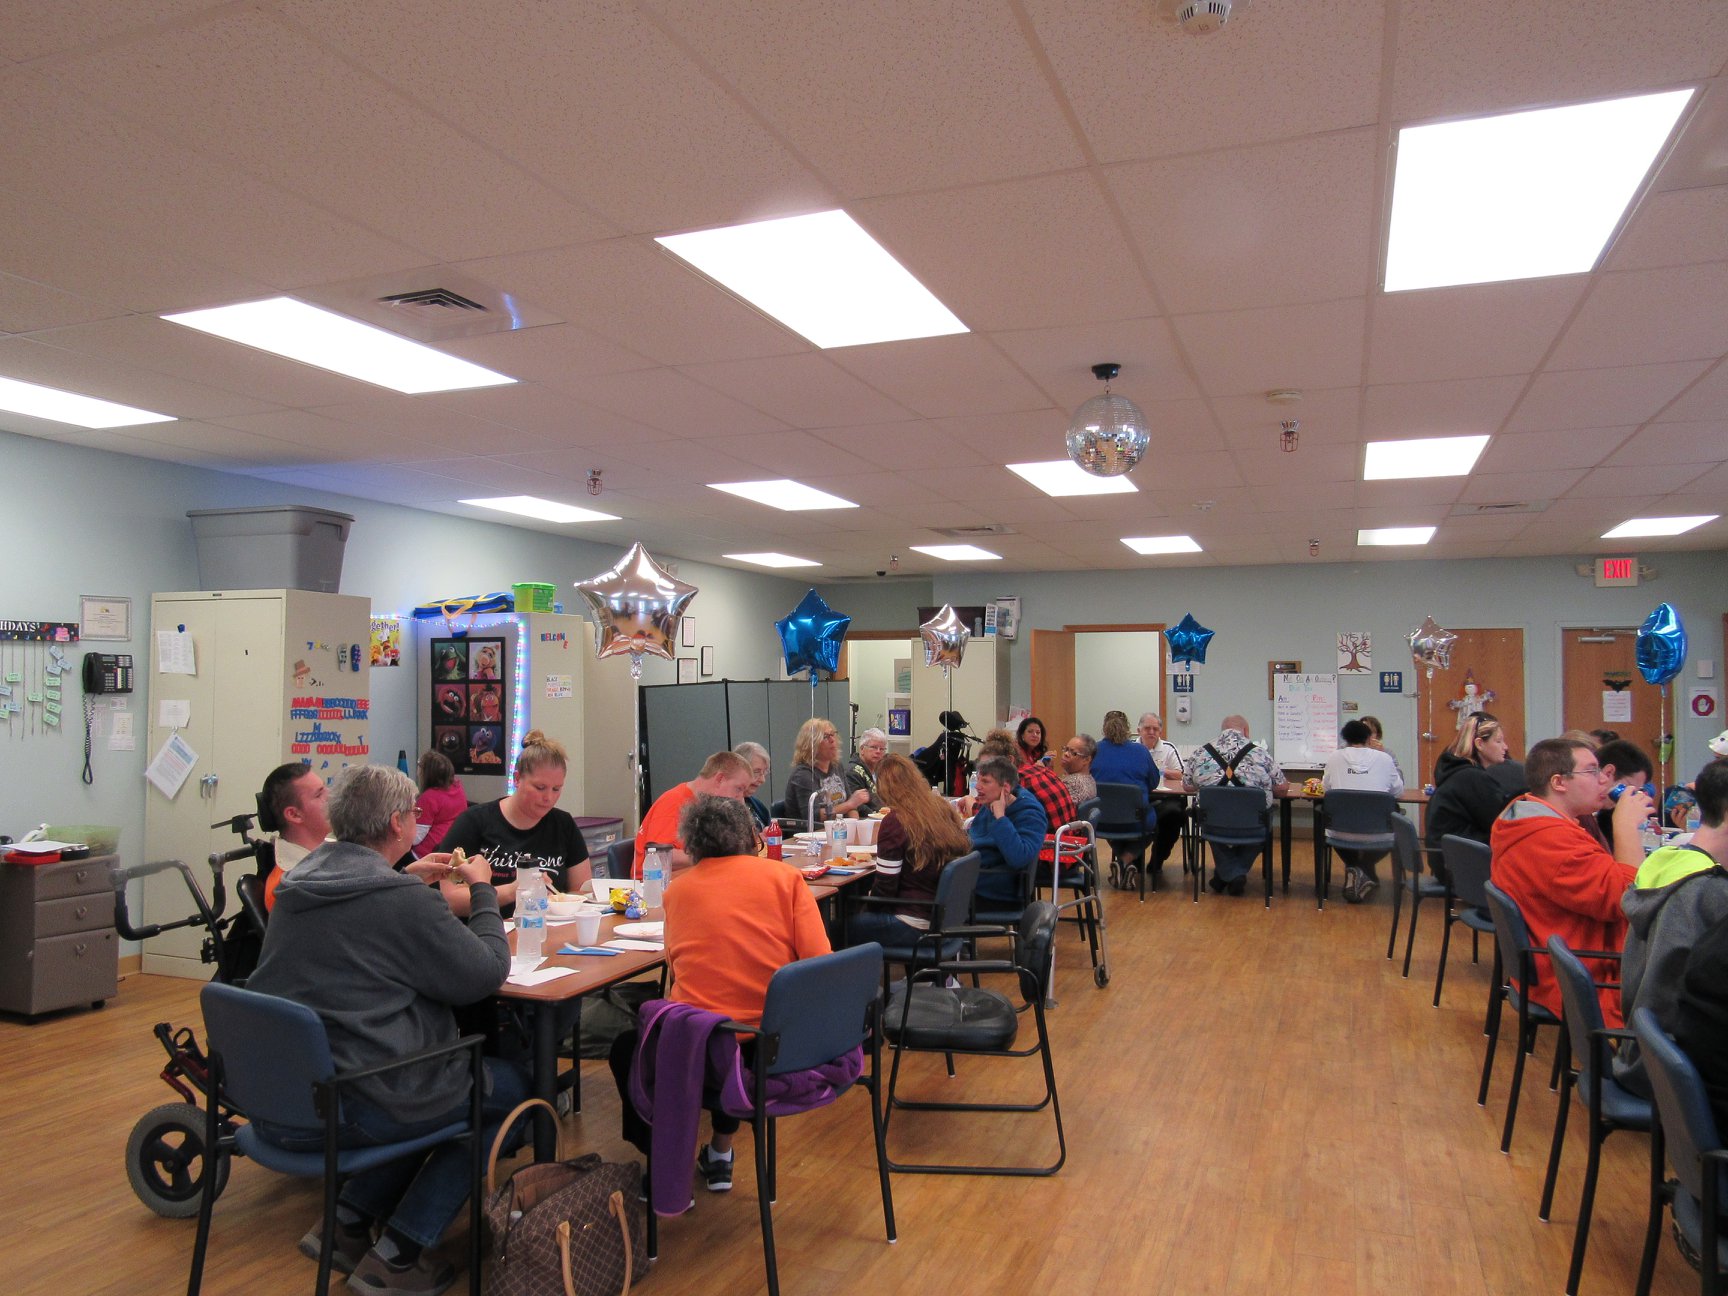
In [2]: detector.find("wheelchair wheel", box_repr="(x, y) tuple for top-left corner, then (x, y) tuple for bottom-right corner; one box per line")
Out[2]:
(127, 1102), (230, 1218)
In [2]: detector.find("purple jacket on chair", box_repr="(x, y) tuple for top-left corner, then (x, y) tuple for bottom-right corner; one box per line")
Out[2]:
(628, 999), (865, 1217)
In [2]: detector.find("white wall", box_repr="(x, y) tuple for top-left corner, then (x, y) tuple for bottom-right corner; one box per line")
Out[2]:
(1073, 631), (1163, 738)
(846, 639), (908, 737)
(1, 431), (806, 909)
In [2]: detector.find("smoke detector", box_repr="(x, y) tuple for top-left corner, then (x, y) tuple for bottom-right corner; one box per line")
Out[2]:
(1160, 0), (1246, 34)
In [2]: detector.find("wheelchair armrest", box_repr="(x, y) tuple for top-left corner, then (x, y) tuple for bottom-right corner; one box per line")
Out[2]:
(326, 1032), (487, 1088)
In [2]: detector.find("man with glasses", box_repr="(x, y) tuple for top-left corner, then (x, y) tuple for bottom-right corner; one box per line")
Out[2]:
(1490, 737), (1653, 1026)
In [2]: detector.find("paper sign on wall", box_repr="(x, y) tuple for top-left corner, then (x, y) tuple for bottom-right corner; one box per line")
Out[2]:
(544, 674), (573, 699)
(156, 630), (196, 674)
(1602, 691), (1633, 724)
(158, 699), (191, 729)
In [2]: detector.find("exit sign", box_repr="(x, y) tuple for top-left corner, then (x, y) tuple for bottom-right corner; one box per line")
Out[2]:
(1595, 556), (1639, 587)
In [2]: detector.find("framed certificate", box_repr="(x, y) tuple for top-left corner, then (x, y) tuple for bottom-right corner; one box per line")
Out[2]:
(80, 594), (132, 641)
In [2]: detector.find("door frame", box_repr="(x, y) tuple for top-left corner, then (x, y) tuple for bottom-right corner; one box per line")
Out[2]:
(1031, 622), (1169, 746)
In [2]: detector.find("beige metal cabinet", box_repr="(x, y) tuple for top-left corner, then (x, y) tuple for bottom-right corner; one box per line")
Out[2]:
(142, 589), (371, 976)
(0, 855), (118, 1017)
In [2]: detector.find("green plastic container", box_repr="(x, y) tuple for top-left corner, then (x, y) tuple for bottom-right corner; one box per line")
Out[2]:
(511, 582), (556, 614)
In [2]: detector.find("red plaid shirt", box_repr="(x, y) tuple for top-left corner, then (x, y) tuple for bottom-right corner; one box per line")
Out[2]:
(1019, 760), (1079, 865)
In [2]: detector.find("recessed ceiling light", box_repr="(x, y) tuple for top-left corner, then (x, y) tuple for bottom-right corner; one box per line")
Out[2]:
(656, 210), (967, 349)
(1364, 435), (1490, 480)
(723, 552), (822, 568)
(460, 495), (618, 524)
(1384, 89), (1692, 292)
(1602, 514), (1717, 539)
(1357, 526), (1436, 546)
(0, 375), (173, 429)
(708, 480), (858, 511)
(1121, 535), (1203, 555)
(911, 544), (1001, 562)
(1007, 460), (1138, 497)
(164, 297), (516, 394)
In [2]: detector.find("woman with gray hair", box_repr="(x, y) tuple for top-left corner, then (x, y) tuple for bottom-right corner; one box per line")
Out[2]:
(1059, 733), (1099, 806)
(249, 764), (525, 1292)
(608, 795), (831, 1192)
(845, 727), (889, 813)
(732, 740), (772, 827)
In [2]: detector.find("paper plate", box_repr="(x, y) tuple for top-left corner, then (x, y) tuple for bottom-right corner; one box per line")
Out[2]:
(613, 921), (664, 939)
(793, 832), (826, 841)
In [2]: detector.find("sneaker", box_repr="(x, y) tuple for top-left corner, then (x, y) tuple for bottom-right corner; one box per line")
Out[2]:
(1342, 866), (1364, 903)
(696, 1145), (733, 1193)
(1226, 877), (1248, 897)
(347, 1248), (456, 1296)
(298, 1218), (372, 1276)
(1356, 872), (1379, 903)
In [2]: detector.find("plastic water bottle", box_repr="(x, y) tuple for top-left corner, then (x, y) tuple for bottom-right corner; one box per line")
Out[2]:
(515, 867), (547, 962)
(828, 818), (849, 862)
(641, 846), (668, 909)
(763, 819), (782, 861)
(397, 749), (410, 775)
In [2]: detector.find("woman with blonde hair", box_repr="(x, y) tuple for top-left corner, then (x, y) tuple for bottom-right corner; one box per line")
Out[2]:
(847, 754), (972, 946)
(439, 729), (590, 916)
(1424, 714), (1516, 850)
(783, 716), (869, 826)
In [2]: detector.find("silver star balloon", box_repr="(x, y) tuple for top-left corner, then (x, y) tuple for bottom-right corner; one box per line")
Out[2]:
(572, 542), (698, 678)
(1407, 616), (1457, 677)
(920, 604), (970, 672)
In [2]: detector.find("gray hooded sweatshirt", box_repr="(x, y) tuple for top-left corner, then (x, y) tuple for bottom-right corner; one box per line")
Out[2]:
(248, 839), (511, 1124)
(1613, 858), (1728, 1098)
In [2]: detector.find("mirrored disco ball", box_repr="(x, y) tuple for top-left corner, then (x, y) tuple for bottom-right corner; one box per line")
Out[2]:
(1065, 393), (1149, 477)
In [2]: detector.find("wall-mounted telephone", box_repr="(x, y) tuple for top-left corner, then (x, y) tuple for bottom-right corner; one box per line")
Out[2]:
(82, 651), (135, 695)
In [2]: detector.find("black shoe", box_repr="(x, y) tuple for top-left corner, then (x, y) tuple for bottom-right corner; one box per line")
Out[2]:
(1227, 877), (1247, 897)
(1207, 875), (1228, 894)
(697, 1145), (733, 1193)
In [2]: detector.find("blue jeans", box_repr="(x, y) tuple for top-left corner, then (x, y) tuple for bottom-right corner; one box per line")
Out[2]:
(256, 1058), (530, 1251)
(845, 909), (930, 950)
(1208, 842), (1264, 885)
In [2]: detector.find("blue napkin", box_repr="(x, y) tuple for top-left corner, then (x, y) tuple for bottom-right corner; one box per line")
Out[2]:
(825, 867), (859, 876)
(557, 944), (619, 956)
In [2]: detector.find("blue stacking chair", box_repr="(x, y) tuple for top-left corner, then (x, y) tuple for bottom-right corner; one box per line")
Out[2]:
(1481, 881), (1566, 1153)
(849, 852), (980, 989)
(1317, 789), (1398, 909)
(1434, 835), (1496, 1007)
(1541, 935), (1653, 1296)
(188, 982), (485, 1296)
(1194, 786), (1274, 907)
(1085, 782), (1154, 901)
(1631, 1006), (1728, 1296)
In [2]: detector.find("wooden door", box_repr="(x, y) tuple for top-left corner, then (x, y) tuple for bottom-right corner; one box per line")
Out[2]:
(1561, 628), (1670, 783)
(1030, 629), (1076, 751)
(1414, 628), (1526, 788)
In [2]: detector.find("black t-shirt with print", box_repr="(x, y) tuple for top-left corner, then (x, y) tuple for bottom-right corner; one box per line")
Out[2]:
(441, 800), (588, 889)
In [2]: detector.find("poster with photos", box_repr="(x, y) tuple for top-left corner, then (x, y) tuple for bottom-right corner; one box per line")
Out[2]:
(430, 636), (508, 774)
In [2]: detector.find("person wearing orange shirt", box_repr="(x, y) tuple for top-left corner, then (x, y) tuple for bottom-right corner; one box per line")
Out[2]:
(261, 762), (331, 911)
(631, 750), (754, 878)
(1490, 737), (1652, 1026)
(609, 796), (830, 1192)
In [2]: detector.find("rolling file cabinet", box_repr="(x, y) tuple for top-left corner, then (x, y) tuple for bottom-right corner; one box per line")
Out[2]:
(0, 855), (118, 1018)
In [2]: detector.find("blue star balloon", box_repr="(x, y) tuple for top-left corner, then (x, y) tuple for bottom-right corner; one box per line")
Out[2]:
(776, 589), (851, 681)
(1165, 613), (1216, 666)
(1635, 602), (1687, 686)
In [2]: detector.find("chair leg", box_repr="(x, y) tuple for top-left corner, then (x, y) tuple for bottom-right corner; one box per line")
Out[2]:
(1540, 1032), (1574, 1219)
(1635, 1118), (1664, 1296)
(863, 1060), (896, 1243)
(1501, 1011), (1532, 1153)
(1565, 1119), (1604, 1296)
(186, 1066), (221, 1296)
(1478, 954), (1504, 1107)
(753, 1112), (779, 1296)
(1403, 892), (1423, 979)
(1432, 910), (1454, 1006)
(1387, 873), (1404, 959)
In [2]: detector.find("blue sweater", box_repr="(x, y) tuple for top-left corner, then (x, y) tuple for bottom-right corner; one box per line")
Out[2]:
(969, 787), (1049, 906)
(1091, 738), (1156, 796)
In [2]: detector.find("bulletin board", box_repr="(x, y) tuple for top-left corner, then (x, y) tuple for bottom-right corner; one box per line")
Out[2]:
(1272, 672), (1339, 768)
(429, 635), (509, 774)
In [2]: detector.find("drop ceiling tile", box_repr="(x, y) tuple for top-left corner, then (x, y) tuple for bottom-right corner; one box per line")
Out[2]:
(1570, 461), (1711, 498)
(857, 173), (1154, 332)
(312, 395), (541, 450)
(809, 421), (987, 471)
(0, 270), (119, 335)
(1388, 0), (1728, 123)
(1476, 426), (1636, 473)
(1363, 375), (1528, 439)
(652, 0), (1083, 196)
(0, 334), (277, 420)
(1357, 476), (1468, 510)
(0, 1), (220, 61)
(47, 8), (613, 263)
(827, 334), (1050, 419)
(1507, 361), (1709, 433)
(990, 317), (1200, 407)
(1237, 441), (1361, 489)
(1605, 420), (1728, 467)
(679, 354), (915, 429)
(431, 384), (675, 448)
(1655, 359), (1728, 422)
(1367, 279), (1586, 384)
(1214, 388), (1361, 449)
(284, 0), (828, 236)
(1025, 0), (1383, 163)
(208, 408), (446, 463)
(1173, 299), (1367, 397)
(445, 324), (654, 389)
(696, 430), (877, 477)
(1607, 185), (1728, 271)
(555, 368), (788, 439)
(1456, 469), (1586, 503)
(1549, 264), (1728, 370)
(937, 408), (1073, 461)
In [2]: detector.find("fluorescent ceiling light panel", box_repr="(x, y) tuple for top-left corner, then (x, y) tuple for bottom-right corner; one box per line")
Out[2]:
(911, 544), (1001, 562)
(1364, 434), (1490, 480)
(1601, 514), (1717, 538)
(460, 495), (617, 524)
(1007, 460), (1138, 497)
(1357, 526), (1436, 546)
(1384, 89), (1692, 292)
(163, 297), (516, 394)
(0, 375), (173, 429)
(1121, 535), (1203, 555)
(724, 552), (822, 568)
(656, 210), (968, 349)
(708, 480), (858, 511)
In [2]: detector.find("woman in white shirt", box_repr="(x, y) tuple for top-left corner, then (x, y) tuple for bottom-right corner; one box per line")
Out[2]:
(1321, 719), (1404, 902)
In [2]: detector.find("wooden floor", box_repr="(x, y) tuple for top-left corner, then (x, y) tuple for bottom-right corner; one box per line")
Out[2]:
(2, 846), (1701, 1295)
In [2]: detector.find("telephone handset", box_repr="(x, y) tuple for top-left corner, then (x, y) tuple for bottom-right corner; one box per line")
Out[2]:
(83, 651), (135, 695)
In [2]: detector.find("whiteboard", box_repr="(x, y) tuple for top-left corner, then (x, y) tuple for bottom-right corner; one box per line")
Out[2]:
(1272, 673), (1339, 768)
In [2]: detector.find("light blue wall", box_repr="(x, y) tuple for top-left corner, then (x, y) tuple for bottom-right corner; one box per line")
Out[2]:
(1, 431), (806, 874)
(931, 556), (1725, 780)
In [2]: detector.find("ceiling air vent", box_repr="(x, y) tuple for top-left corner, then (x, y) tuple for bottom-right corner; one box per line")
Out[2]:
(378, 288), (489, 318)
(934, 523), (1018, 538)
(1448, 499), (1551, 517)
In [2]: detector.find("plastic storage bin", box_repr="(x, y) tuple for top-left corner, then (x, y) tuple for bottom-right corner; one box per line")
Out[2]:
(512, 582), (556, 613)
(187, 506), (354, 593)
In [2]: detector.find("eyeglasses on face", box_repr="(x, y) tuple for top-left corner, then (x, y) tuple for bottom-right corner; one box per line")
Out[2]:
(1564, 763), (1605, 779)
